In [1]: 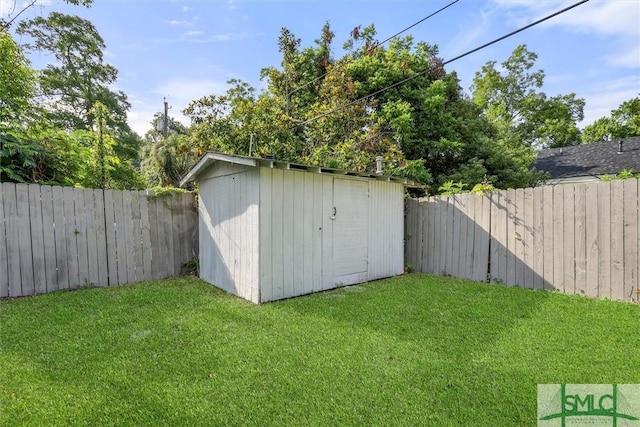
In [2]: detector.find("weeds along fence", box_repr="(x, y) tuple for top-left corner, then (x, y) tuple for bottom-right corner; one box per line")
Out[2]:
(1, 183), (198, 298)
(405, 179), (639, 302)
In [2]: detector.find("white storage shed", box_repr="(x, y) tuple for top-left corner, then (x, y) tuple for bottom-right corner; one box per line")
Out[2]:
(180, 152), (421, 303)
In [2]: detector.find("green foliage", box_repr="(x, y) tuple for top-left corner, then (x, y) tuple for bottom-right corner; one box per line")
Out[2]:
(17, 13), (130, 134)
(11, 10), (143, 190)
(472, 45), (584, 148)
(617, 169), (639, 179)
(141, 133), (196, 188)
(471, 180), (495, 194)
(146, 186), (192, 201)
(0, 128), (90, 186)
(601, 169), (639, 181)
(438, 180), (467, 195)
(144, 29), (559, 193)
(582, 97), (640, 143)
(0, 32), (35, 125)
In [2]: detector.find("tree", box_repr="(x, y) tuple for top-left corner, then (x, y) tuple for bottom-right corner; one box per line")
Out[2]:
(17, 13), (130, 134)
(582, 97), (640, 143)
(140, 113), (190, 187)
(15, 11), (144, 187)
(0, 0), (92, 32)
(0, 31), (35, 125)
(179, 26), (547, 193)
(472, 45), (585, 148)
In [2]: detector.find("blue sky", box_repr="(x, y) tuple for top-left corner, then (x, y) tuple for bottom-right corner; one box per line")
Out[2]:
(3, 0), (639, 137)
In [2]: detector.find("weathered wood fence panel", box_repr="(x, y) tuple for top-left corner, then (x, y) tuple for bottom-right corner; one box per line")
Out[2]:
(406, 180), (640, 302)
(0, 183), (198, 297)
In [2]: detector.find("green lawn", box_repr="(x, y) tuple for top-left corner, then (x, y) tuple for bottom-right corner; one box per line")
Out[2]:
(1, 274), (638, 426)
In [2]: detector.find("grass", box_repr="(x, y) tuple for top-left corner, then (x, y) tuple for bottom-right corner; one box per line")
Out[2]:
(1, 274), (638, 426)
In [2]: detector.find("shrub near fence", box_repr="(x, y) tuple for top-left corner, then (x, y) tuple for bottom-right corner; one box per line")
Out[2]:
(405, 179), (640, 302)
(0, 183), (198, 298)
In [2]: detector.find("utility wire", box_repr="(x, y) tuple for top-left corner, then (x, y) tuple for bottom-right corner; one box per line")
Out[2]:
(300, 0), (590, 126)
(289, 0), (461, 96)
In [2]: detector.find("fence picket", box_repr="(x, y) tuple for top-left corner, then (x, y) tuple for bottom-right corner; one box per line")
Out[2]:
(585, 183), (600, 298)
(140, 191), (153, 281)
(4, 184), (22, 296)
(40, 186), (57, 292)
(122, 191), (136, 283)
(552, 185), (564, 292)
(0, 184), (9, 297)
(522, 188), (534, 289)
(28, 185), (46, 295)
(456, 195), (468, 279)
(131, 191), (144, 281)
(514, 189), (525, 287)
(104, 190), (118, 286)
(92, 189), (109, 287)
(15, 184), (34, 296)
(562, 186), (575, 295)
(83, 189), (98, 287)
(574, 184), (587, 296)
(623, 179), (638, 301)
(532, 187), (544, 290)
(75, 189), (90, 287)
(62, 187), (80, 289)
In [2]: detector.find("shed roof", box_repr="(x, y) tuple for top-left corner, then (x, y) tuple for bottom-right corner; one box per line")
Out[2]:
(532, 136), (640, 179)
(180, 151), (425, 188)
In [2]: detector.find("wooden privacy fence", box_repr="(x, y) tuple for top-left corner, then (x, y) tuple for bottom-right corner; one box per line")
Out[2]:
(1, 183), (198, 298)
(405, 179), (639, 302)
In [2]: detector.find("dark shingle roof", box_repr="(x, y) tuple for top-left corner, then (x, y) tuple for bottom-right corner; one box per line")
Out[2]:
(532, 137), (640, 179)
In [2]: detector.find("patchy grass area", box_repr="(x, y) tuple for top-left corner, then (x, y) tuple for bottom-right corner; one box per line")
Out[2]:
(1, 274), (638, 426)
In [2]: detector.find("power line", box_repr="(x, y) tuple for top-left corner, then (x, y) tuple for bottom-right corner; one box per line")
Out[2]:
(300, 0), (590, 126)
(288, 0), (461, 97)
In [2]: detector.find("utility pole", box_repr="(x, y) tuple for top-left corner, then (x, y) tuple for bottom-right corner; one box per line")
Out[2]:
(163, 97), (169, 139)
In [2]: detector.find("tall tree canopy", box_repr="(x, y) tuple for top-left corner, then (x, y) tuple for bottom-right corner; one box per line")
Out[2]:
(0, 31), (35, 125)
(471, 45), (585, 149)
(181, 25), (546, 192)
(17, 13), (131, 135)
(1, 5), (144, 189)
(582, 97), (640, 143)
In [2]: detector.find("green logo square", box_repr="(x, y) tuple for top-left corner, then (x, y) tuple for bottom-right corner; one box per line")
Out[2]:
(538, 384), (640, 426)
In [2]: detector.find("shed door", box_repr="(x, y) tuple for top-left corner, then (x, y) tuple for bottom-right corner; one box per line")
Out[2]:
(332, 178), (369, 285)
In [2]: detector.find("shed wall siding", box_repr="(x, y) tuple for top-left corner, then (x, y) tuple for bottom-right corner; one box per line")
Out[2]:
(332, 178), (369, 285)
(199, 165), (260, 302)
(368, 180), (405, 280)
(259, 168), (327, 302)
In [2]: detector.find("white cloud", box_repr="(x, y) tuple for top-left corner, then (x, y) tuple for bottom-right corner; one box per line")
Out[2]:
(604, 44), (640, 69)
(491, 0), (640, 69)
(165, 19), (192, 26)
(181, 31), (248, 43)
(157, 78), (229, 106)
(128, 106), (158, 137)
(447, 8), (493, 55)
(579, 75), (640, 127)
(492, 0), (639, 36)
(0, 0), (50, 19)
(182, 30), (204, 37)
(124, 79), (232, 133)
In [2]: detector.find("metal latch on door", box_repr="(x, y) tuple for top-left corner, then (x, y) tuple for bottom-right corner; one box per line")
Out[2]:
(330, 207), (337, 220)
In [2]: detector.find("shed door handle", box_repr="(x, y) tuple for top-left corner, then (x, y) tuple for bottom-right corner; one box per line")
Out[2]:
(333, 207), (337, 216)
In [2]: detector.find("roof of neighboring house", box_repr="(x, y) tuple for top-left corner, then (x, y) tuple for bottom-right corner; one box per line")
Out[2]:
(532, 136), (640, 180)
(180, 151), (425, 188)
